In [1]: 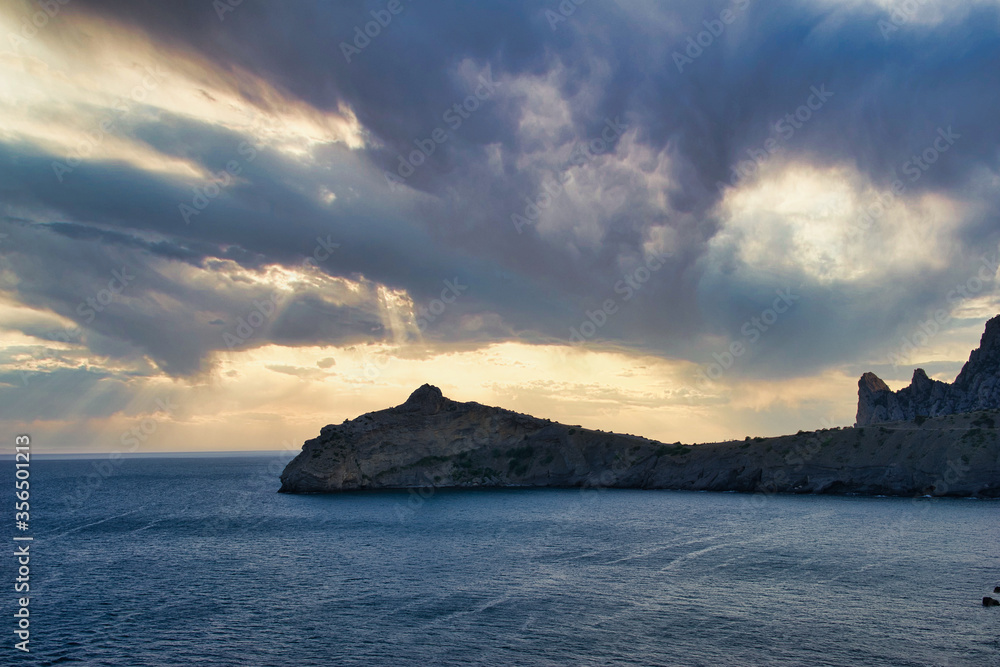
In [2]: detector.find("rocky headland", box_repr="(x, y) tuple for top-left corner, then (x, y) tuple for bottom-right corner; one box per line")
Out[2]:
(281, 316), (1000, 498)
(279, 386), (1000, 498)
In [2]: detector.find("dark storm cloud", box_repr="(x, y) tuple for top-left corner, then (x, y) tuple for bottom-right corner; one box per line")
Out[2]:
(0, 127), (570, 373)
(7, 0), (1000, 379)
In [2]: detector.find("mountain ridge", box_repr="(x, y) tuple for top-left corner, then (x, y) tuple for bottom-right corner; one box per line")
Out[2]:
(856, 315), (1000, 425)
(280, 384), (1000, 498)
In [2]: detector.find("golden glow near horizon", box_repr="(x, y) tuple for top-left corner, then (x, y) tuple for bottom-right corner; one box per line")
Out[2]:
(2, 337), (858, 454)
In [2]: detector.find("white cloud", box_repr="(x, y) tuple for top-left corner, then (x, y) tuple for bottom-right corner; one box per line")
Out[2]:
(709, 162), (966, 285)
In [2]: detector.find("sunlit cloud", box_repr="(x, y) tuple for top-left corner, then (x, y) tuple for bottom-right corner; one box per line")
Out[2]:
(711, 162), (966, 284)
(0, 4), (365, 183)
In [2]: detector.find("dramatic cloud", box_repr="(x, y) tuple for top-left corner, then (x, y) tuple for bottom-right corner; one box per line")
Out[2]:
(2, 0), (998, 450)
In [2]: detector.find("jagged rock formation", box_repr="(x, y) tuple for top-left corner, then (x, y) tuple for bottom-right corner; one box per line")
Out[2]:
(280, 384), (1000, 498)
(856, 315), (1000, 426)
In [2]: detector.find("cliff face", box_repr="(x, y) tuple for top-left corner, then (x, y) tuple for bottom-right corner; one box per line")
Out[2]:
(856, 315), (1000, 426)
(280, 384), (1000, 498)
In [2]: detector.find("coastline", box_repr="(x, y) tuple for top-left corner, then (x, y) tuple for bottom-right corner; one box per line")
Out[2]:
(279, 385), (1000, 498)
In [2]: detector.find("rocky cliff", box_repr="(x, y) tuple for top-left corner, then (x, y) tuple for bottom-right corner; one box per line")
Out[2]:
(280, 384), (1000, 498)
(856, 315), (1000, 426)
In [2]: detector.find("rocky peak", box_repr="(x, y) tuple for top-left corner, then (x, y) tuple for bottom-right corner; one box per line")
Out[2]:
(856, 372), (893, 427)
(982, 314), (1000, 348)
(398, 384), (447, 414)
(954, 314), (1000, 390)
(911, 368), (932, 389)
(856, 315), (1000, 425)
(859, 372), (890, 394)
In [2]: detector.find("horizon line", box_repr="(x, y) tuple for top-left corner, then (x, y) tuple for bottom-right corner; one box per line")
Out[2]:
(21, 450), (302, 460)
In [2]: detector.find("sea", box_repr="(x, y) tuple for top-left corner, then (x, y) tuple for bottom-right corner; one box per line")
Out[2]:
(3, 456), (998, 666)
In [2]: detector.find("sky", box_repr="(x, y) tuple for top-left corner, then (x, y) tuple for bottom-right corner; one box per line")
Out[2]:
(1, 0), (999, 453)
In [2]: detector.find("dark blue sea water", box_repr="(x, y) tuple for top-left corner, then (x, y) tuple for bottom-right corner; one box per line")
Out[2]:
(3, 457), (998, 666)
